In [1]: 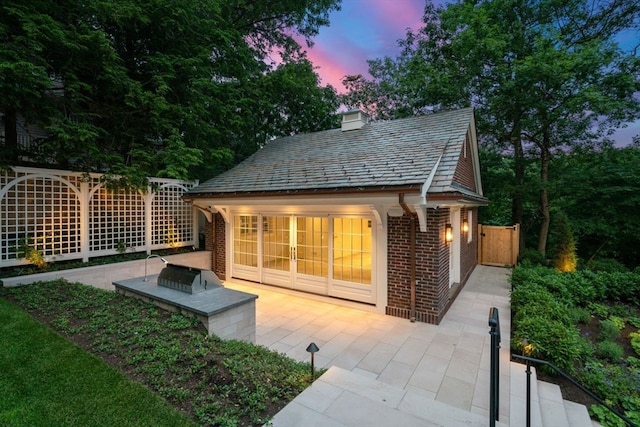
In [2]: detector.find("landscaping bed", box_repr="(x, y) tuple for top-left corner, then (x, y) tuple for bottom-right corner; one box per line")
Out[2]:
(0, 280), (316, 426)
(510, 265), (640, 426)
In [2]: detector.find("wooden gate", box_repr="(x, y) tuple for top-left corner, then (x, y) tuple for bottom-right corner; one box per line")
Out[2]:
(478, 224), (520, 267)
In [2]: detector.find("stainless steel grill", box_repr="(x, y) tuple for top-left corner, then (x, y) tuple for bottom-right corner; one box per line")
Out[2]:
(157, 264), (222, 294)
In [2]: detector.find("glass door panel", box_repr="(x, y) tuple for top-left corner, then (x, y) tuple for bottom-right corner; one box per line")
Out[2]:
(262, 216), (290, 271)
(296, 217), (328, 278)
(233, 215), (258, 266)
(232, 215), (259, 281)
(332, 217), (371, 285)
(261, 216), (291, 287)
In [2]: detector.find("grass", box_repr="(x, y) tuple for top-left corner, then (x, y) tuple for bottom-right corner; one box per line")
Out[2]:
(0, 280), (318, 426)
(0, 298), (197, 427)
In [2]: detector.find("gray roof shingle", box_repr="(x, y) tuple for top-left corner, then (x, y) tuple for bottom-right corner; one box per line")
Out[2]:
(188, 108), (475, 196)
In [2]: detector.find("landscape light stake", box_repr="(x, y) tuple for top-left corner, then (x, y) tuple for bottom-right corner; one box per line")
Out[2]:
(306, 342), (319, 381)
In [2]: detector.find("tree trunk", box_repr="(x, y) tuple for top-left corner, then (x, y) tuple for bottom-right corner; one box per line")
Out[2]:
(537, 135), (551, 256)
(512, 132), (526, 253)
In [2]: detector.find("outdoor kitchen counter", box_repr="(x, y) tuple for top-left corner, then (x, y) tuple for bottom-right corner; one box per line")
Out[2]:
(113, 276), (258, 343)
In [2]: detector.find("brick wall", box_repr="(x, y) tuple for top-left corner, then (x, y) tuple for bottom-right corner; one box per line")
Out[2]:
(206, 213), (227, 280)
(386, 208), (452, 324)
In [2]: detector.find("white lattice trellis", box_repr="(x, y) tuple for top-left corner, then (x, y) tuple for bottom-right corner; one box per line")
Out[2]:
(0, 167), (198, 267)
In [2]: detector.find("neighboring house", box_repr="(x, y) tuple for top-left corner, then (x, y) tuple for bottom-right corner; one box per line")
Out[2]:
(184, 108), (488, 324)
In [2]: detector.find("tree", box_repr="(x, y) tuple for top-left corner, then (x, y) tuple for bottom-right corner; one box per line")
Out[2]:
(0, 0), (342, 182)
(552, 145), (640, 268)
(342, 0), (640, 256)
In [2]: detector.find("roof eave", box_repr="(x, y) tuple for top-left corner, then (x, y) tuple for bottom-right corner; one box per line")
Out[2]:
(183, 184), (424, 201)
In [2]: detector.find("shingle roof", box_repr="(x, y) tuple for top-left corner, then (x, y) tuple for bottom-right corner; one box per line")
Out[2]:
(188, 108), (475, 196)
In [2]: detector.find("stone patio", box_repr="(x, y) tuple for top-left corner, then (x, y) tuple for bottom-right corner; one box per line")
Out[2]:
(223, 265), (514, 425)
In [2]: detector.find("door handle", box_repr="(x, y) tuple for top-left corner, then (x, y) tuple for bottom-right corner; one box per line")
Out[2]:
(292, 247), (296, 261)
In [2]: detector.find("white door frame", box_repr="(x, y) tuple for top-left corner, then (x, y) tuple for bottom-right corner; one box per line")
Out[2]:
(449, 209), (461, 288)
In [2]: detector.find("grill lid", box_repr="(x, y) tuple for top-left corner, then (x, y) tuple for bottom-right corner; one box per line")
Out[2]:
(157, 263), (222, 294)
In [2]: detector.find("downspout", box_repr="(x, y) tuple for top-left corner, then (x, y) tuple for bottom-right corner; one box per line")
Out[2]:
(399, 194), (416, 323)
(211, 214), (217, 274)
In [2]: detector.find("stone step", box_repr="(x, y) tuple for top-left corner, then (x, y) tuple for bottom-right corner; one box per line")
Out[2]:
(563, 399), (593, 427)
(537, 380), (570, 427)
(269, 366), (509, 427)
(510, 361), (544, 427)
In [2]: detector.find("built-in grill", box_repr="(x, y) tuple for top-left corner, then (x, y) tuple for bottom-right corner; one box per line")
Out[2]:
(157, 263), (223, 294)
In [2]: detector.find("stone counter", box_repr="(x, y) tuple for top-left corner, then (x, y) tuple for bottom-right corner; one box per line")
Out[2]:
(114, 276), (257, 343)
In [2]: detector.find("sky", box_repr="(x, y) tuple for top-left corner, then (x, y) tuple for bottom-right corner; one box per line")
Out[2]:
(297, 0), (639, 146)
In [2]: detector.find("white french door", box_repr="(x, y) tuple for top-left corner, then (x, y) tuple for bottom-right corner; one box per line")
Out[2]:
(232, 213), (375, 304)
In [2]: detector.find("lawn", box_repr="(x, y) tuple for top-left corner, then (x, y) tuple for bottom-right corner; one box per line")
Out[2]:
(0, 298), (197, 427)
(0, 280), (315, 426)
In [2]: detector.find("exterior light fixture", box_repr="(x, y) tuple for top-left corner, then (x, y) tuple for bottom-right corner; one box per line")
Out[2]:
(445, 224), (453, 243)
(144, 254), (168, 281)
(306, 342), (320, 380)
(462, 220), (469, 234)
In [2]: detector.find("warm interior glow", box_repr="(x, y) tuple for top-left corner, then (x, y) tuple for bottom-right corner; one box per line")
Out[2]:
(445, 224), (453, 243)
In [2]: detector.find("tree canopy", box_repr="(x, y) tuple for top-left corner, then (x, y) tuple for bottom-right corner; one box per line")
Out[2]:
(342, 0), (640, 256)
(0, 0), (342, 184)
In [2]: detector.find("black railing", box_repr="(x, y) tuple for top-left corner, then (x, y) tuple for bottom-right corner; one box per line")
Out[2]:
(511, 354), (638, 427)
(488, 307), (501, 427)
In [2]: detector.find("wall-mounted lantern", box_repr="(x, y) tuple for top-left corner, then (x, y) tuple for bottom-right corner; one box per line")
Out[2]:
(462, 220), (469, 234)
(445, 223), (453, 243)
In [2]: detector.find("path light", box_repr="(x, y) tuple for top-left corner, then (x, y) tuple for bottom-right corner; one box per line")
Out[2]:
(144, 254), (168, 281)
(445, 223), (453, 243)
(306, 342), (319, 381)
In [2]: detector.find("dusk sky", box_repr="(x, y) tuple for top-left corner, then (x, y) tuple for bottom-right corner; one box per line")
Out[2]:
(298, 0), (639, 145)
(301, 0), (426, 92)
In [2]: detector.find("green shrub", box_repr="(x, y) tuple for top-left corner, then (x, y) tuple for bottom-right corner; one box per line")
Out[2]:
(626, 356), (640, 368)
(588, 302), (610, 318)
(511, 283), (572, 326)
(584, 258), (629, 273)
(596, 340), (624, 362)
(548, 211), (577, 272)
(568, 307), (592, 324)
(562, 271), (600, 306)
(512, 315), (587, 373)
(599, 319), (621, 341)
(518, 248), (547, 267)
(601, 272), (640, 305)
(608, 316), (626, 330)
(629, 317), (640, 328)
(630, 331), (640, 357)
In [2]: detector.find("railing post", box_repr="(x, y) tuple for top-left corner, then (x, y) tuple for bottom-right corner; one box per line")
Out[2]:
(525, 359), (532, 427)
(488, 307), (501, 426)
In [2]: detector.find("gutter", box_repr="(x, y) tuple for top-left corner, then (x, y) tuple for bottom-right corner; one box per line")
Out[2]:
(399, 194), (416, 323)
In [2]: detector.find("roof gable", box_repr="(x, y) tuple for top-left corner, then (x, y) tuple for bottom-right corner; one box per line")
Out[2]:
(189, 108), (480, 197)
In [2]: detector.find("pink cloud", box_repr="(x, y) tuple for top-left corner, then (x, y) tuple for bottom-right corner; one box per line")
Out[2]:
(299, 0), (427, 92)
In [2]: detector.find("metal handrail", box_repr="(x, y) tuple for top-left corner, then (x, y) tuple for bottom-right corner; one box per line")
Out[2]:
(488, 307), (501, 427)
(511, 354), (638, 427)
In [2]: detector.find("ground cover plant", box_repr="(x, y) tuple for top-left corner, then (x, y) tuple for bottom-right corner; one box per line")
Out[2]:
(0, 280), (316, 426)
(510, 264), (640, 426)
